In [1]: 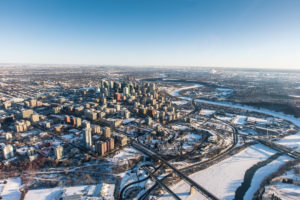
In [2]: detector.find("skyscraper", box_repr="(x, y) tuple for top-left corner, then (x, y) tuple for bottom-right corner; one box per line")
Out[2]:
(84, 128), (92, 148)
(55, 145), (63, 160)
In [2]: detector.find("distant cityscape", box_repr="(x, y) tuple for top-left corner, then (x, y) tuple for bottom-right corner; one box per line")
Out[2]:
(0, 66), (299, 200)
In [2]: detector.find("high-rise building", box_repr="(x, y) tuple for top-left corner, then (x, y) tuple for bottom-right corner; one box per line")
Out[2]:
(65, 115), (71, 123)
(123, 87), (129, 96)
(145, 117), (152, 125)
(3, 144), (14, 159)
(22, 109), (33, 118)
(96, 141), (106, 156)
(31, 114), (39, 122)
(30, 99), (37, 108)
(115, 93), (121, 101)
(77, 117), (82, 127)
(104, 127), (111, 139)
(55, 145), (63, 160)
(108, 138), (114, 151)
(84, 128), (92, 148)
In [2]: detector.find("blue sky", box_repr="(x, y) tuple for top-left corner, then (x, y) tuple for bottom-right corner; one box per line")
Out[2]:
(0, 0), (299, 68)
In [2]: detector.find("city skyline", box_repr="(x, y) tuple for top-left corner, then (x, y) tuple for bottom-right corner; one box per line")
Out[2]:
(0, 0), (300, 69)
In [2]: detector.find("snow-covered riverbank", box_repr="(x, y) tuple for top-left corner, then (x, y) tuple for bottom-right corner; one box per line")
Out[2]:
(0, 177), (21, 200)
(170, 84), (300, 150)
(160, 144), (277, 200)
(165, 84), (300, 199)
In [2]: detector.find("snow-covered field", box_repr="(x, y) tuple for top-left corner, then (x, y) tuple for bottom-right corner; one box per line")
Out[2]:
(181, 132), (202, 142)
(277, 134), (300, 151)
(172, 100), (188, 105)
(0, 178), (21, 200)
(170, 84), (203, 96)
(107, 147), (141, 164)
(160, 144), (277, 200)
(171, 125), (190, 131)
(170, 84), (300, 150)
(232, 115), (247, 125)
(262, 162), (300, 200)
(24, 184), (112, 200)
(244, 155), (292, 200)
(247, 117), (269, 124)
(199, 109), (215, 116)
(264, 182), (300, 200)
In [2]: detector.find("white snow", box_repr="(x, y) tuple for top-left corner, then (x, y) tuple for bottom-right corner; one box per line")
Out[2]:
(170, 84), (203, 96)
(170, 83), (300, 150)
(215, 115), (233, 121)
(264, 182), (300, 200)
(244, 155), (292, 200)
(247, 117), (269, 124)
(24, 187), (62, 200)
(289, 95), (300, 98)
(0, 177), (21, 200)
(172, 125), (190, 131)
(24, 184), (113, 200)
(232, 115), (247, 125)
(101, 183), (115, 199)
(199, 109), (215, 116)
(172, 100), (188, 105)
(216, 88), (233, 96)
(181, 132), (202, 142)
(61, 133), (74, 141)
(9, 97), (24, 103)
(277, 134), (300, 151)
(107, 147), (141, 164)
(159, 144), (276, 200)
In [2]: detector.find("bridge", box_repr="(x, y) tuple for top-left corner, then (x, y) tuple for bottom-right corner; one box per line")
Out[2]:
(256, 138), (300, 159)
(132, 141), (218, 200)
(142, 166), (181, 200)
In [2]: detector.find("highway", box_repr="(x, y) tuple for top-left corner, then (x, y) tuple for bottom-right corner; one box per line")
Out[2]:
(119, 164), (161, 200)
(255, 138), (300, 159)
(142, 166), (181, 200)
(132, 141), (218, 200)
(134, 99), (239, 200)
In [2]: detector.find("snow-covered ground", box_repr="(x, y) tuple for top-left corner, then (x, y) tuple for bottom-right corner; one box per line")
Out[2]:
(215, 115), (233, 121)
(199, 109), (215, 116)
(172, 100), (188, 105)
(171, 125), (190, 131)
(289, 95), (300, 98)
(170, 84), (203, 96)
(262, 162), (300, 200)
(0, 177), (21, 200)
(107, 147), (141, 164)
(264, 182), (300, 200)
(160, 144), (277, 200)
(181, 132), (202, 142)
(24, 184), (112, 200)
(216, 88), (233, 97)
(170, 84), (300, 150)
(244, 155), (292, 200)
(232, 115), (247, 125)
(247, 117), (269, 124)
(277, 134), (300, 151)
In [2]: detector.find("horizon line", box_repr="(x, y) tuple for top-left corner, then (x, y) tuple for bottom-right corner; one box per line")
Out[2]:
(0, 62), (300, 71)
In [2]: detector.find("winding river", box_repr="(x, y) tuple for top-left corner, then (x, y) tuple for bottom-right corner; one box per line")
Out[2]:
(168, 84), (300, 199)
(170, 84), (300, 148)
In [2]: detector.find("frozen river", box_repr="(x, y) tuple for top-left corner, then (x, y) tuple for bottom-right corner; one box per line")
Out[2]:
(164, 84), (300, 200)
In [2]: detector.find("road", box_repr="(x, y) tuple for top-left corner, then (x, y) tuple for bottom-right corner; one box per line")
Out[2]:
(119, 164), (161, 200)
(132, 141), (218, 200)
(135, 92), (239, 200)
(255, 138), (300, 159)
(142, 166), (181, 200)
